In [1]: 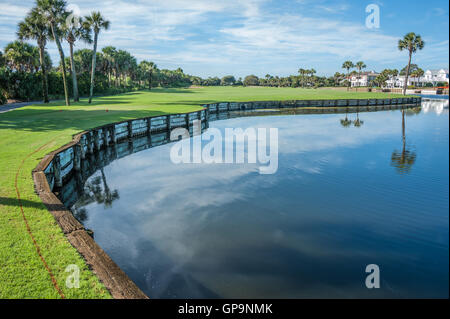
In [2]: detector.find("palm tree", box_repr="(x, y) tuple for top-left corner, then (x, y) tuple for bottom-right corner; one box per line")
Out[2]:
(84, 11), (110, 104)
(17, 8), (51, 103)
(411, 68), (424, 87)
(309, 68), (316, 87)
(63, 15), (92, 102)
(355, 61), (366, 91)
(398, 32), (425, 95)
(333, 72), (343, 86)
(391, 110), (416, 173)
(342, 61), (354, 91)
(139, 61), (157, 90)
(298, 68), (307, 87)
(37, 0), (70, 106)
(102, 46), (117, 87)
(4, 41), (38, 72)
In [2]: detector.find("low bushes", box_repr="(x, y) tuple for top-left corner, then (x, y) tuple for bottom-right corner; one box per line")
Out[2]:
(0, 67), (137, 102)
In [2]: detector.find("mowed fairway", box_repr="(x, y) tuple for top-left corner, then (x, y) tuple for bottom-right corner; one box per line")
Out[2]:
(0, 87), (404, 298)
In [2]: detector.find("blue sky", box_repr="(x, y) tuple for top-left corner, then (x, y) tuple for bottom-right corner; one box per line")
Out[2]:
(0, 0), (448, 78)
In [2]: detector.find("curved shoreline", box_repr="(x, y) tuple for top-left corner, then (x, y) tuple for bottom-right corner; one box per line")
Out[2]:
(32, 97), (421, 299)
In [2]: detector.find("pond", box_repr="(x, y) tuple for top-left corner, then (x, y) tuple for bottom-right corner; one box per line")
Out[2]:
(67, 99), (449, 298)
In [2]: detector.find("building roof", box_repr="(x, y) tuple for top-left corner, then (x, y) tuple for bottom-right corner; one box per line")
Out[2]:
(426, 69), (449, 75)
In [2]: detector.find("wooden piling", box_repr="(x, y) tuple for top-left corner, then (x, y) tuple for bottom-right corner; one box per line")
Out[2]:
(87, 133), (94, 154)
(93, 130), (100, 151)
(53, 155), (62, 188)
(146, 118), (151, 133)
(127, 121), (133, 138)
(73, 144), (81, 171)
(110, 125), (116, 144)
(80, 136), (86, 159)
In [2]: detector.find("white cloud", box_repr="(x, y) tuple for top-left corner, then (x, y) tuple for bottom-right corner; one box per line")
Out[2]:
(0, 0), (448, 77)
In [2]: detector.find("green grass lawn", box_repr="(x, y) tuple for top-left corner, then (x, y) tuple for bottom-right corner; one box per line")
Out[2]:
(0, 86), (404, 298)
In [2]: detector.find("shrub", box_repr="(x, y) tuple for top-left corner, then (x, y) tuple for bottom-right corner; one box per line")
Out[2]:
(243, 75), (259, 86)
(0, 92), (6, 105)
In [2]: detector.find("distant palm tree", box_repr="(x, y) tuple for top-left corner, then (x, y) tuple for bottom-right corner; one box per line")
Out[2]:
(398, 32), (425, 95)
(342, 61), (354, 91)
(17, 8), (51, 103)
(355, 61), (366, 91)
(102, 46), (117, 87)
(410, 68), (424, 87)
(298, 68), (307, 87)
(145, 61), (157, 90)
(63, 15), (92, 102)
(391, 110), (416, 173)
(37, 0), (70, 106)
(84, 11), (110, 104)
(309, 68), (316, 86)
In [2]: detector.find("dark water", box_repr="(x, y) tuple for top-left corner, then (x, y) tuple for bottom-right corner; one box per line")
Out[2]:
(71, 100), (449, 298)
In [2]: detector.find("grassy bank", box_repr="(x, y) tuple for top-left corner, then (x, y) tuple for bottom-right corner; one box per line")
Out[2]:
(0, 87), (404, 298)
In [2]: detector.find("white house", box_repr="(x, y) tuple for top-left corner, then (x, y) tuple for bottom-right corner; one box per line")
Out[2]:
(350, 71), (379, 87)
(423, 69), (449, 85)
(385, 68), (449, 88)
(386, 76), (424, 88)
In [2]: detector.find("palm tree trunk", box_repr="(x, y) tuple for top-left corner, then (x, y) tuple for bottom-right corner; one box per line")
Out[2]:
(38, 44), (49, 103)
(149, 71), (152, 90)
(89, 32), (98, 104)
(356, 70), (360, 92)
(347, 70), (350, 91)
(69, 42), (79, 102)
(403, 51), (412, 95)
(50, 22), (69, 106)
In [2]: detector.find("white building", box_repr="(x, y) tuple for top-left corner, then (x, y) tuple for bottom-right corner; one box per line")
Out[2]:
(385, 68), (449, 88)
(350, 71), (379, 87)
(386, 76), (423, 88)
(423, 69), (449, 85)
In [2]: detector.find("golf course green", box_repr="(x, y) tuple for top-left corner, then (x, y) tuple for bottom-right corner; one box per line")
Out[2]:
(0, 87), (405, 298)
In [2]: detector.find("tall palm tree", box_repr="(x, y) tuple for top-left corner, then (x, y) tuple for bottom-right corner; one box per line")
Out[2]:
(63, 15), (92, 102)
(355, 61), (366, 91)
(342, 61), (354, 91)
(17, 9), (50, 103)
(309, 68), (316, 87)
(84, 12), (110, 104)
(37, 0), (70, 106)
(102, 46), (117, 87)
(139, 61), (157, 90)
(298, 68), (306, 87)
(398, 32), (425, 95)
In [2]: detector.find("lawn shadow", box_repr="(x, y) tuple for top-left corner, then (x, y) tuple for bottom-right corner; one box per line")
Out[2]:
(0, 108), (173, 132)
(0, 197), (46, 210)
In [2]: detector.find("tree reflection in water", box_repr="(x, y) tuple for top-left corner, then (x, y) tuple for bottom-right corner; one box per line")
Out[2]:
(391, 109), (417, 174)
(353, 111), (364, 127)
(72, 168), (119, 223)
(340, 110), (352, 127)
